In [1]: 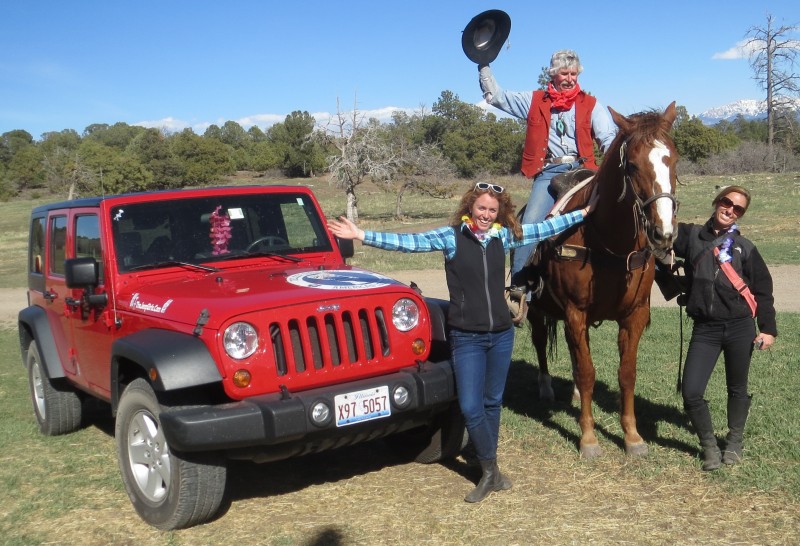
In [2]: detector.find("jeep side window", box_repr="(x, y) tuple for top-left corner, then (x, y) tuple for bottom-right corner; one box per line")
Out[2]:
(30, 216), (45, 275)
(75, 214), (103, 284)
(49, 215), (67, 276)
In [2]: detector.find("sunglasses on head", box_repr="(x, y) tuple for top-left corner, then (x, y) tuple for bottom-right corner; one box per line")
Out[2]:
(718, 196), (746, 217)
(475, 182), (504, 194)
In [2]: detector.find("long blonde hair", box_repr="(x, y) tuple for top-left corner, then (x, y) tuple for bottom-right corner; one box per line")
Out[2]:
(449, 182), (522, 240)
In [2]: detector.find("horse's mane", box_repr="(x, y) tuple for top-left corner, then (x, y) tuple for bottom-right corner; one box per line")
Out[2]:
(610, 109), (672, 151)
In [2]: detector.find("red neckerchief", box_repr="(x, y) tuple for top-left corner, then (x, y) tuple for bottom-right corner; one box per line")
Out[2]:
(547, 82), (581, 111)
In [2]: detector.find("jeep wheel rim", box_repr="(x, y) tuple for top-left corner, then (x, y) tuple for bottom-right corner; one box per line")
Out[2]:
(31, 361), (46, 418)
(127, 409), (171, 503)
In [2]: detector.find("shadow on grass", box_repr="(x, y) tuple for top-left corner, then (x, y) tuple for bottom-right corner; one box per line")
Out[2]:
(503, 357), (696, 455)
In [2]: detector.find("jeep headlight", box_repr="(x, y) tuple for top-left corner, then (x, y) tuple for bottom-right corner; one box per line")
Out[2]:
(224, 322), (258, 359)
(392, 298), (419, 332)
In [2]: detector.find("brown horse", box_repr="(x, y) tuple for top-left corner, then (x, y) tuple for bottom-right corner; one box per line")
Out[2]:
(526, 102), (679, 458)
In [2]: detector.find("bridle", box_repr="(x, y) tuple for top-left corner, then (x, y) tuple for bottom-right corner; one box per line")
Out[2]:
(617, 140), (679, 249)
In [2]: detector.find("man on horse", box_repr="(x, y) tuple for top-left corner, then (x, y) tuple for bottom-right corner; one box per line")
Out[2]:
(476, 48), (617, 302)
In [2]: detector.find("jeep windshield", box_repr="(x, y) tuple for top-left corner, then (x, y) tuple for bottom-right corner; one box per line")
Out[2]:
(111, 193), (331, 273)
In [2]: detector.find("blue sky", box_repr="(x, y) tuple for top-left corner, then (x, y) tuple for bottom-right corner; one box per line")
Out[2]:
(2, 1), (798, 140)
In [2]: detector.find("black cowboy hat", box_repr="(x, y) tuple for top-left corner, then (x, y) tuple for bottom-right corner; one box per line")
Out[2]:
(461, 9), (511, 65)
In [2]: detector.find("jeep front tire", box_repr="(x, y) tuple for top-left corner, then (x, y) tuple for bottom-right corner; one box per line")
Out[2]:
(115, 378), (227, 530)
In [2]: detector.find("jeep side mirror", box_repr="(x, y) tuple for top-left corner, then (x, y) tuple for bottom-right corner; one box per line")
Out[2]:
(337, 237), (354, 259)
(65, 257), (100, 288)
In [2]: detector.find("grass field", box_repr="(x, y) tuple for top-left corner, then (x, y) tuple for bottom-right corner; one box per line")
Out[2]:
(2, 309), (798, 545)
(1, 173), (799, 544)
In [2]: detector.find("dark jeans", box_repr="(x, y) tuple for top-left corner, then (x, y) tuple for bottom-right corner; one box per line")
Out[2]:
(510, 161), (582, 284)
(449, 326), (515, 461)
(681, 317), (755, 410)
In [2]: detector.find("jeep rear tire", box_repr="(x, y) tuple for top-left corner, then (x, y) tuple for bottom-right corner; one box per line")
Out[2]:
(27, 342), (82, 435)
(115, 378), (227, 530)
(387, 402), (467, 464)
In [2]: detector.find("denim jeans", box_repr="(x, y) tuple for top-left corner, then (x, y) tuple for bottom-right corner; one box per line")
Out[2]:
(449, 326), (515, 461)
(511, 161), (582, 284)
(681, 317), (755, 411)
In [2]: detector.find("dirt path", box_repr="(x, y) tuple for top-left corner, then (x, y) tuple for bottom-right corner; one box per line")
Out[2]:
(2, 265), (797, 330)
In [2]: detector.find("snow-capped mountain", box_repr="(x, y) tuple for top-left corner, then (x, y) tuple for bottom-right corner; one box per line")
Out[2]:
(698, 98), (800, 125)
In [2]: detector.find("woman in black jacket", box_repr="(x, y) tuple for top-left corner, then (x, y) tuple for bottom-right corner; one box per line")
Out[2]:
(672, 185), (777, 471)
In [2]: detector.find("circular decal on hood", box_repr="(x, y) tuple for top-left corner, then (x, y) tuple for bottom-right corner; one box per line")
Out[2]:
(286, 270), (397, 291)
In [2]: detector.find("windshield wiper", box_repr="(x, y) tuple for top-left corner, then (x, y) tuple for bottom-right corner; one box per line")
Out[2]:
(127, 260), (220, 272)
(240, 250), (303, 263)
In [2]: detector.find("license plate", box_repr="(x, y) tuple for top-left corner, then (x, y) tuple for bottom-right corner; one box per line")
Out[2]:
(334, 386), (391, 427)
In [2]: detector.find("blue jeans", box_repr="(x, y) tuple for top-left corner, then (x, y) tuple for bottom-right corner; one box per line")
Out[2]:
(681, 317), (755, 411)
(511, 161), (583, 285)
(449, 326), (515, 461)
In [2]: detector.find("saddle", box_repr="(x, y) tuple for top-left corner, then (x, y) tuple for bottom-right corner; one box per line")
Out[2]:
(548, 168), (597, 202)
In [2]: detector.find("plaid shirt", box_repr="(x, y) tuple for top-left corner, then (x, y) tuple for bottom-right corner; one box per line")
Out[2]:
(362, 210), (584, 261)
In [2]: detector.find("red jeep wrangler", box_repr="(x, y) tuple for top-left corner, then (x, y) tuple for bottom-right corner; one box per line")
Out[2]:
(18, 185), (463, 529)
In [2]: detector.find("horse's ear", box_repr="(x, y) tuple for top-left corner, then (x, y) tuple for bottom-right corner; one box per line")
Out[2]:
(608, 106), (630, 132)
(663, 101), (678, 127)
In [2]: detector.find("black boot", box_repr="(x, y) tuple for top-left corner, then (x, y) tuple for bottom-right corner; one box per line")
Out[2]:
(685, 401), (721, 471)
(722, 396), (752, 465)
(464, 459), (512, 503)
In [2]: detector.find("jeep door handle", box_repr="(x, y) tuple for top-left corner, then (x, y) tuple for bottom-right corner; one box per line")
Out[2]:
(65, 297), (81, 309)
(43, 290), (58, 302)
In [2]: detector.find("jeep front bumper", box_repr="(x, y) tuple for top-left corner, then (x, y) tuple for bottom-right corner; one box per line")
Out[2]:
(159, 359), (456, 455)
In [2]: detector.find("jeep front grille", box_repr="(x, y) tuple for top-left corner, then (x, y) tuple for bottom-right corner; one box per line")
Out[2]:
(268, 307), (391, 376)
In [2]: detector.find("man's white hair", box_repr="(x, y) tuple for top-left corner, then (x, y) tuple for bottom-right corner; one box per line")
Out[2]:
(548, 49), (583, 77)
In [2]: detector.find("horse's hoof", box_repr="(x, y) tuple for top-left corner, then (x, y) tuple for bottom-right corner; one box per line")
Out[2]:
(580, 443), (602, 459)
(538, 375), (555, 402)
(625, 442), (649, 457)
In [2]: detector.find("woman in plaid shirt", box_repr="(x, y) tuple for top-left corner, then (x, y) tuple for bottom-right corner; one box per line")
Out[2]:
(328, 181), (594, 503)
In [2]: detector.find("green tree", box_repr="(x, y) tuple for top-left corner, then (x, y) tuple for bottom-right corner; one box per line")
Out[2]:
(170, 129), (235, 185)
(127, 128), (185, 188)
(269, 111), (326, 177)
(83, 122), (144, 149)
(672, 116), (738, 163)
(5, 144), (45, 191)
(1, 129), (34, 164)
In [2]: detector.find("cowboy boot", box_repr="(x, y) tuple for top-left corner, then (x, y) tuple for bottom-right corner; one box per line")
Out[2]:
(685, 400), (721, 471)
(464, 459), (512, 503)
(722, 396), (752, 465)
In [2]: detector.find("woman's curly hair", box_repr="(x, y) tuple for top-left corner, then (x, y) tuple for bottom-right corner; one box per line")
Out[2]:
(449, 182), (522, 240)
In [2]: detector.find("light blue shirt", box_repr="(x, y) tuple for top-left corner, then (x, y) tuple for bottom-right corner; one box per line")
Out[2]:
(362, 210), (584, 261)
(479, 66), (617, 158)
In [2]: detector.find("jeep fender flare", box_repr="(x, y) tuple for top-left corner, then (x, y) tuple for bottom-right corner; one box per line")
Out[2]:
(18, 305), (66, 380)
(424, 297), (448, 343)
(424, 298), (450, 362)
(111, 328), (222, 409)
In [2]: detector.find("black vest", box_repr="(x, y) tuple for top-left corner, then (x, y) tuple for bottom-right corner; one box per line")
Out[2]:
(445, 227), (512, 332)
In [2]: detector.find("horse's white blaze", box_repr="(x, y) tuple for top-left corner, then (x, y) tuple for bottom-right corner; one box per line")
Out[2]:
(649, 140), (674, 237)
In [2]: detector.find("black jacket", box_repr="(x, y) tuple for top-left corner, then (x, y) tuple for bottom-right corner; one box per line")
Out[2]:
(445, 226), (512, 332)
(673, 219), (777, 336)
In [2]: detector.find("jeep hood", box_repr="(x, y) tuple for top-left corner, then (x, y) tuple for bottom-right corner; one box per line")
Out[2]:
(116, 266), (415, 329)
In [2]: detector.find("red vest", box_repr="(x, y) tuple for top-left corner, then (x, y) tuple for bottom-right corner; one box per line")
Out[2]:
(521, 90), (599, 177)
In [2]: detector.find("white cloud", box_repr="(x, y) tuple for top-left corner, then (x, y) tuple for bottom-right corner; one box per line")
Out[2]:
(134, 116), (190, 131)
(133, 106), (422, 135)
(712, 39), (764, 60)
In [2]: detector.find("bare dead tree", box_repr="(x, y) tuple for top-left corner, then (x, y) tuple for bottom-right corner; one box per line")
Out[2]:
(325, 96), (397, 223)
(744, 14), (800, 168)
(376, 143), (458, 220)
